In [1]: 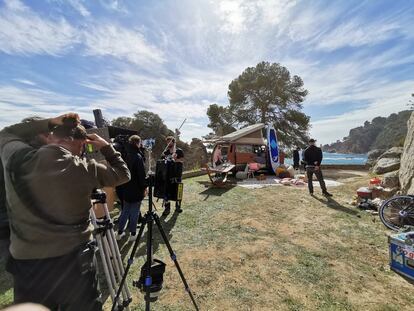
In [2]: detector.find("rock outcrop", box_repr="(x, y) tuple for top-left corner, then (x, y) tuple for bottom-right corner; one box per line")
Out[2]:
(399, 111), (414, 194)
(378, 147), (404, 160)
(382, 170), (400, 189)
(372, 157), (400, 174)
(366, 149), (386, 166)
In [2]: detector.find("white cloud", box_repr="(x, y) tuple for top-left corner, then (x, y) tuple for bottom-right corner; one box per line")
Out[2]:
(317, 19), (401, 51)
(78, 66), (239, 141)
(67, 0), (90, 17)
(13, 79), (36, 86)
(215, 0), (247, 34)
(83, 24), (165, 67)
(4, 0), (26, 11)
(0, 84), (93, 130)
(310, 83), (413, 145)
(1, 0), (413, 146)
(211, 0), (296, 34)
(0, 1), (161, 68)
(0, 0), (78, 55)
(99, 0), (127, 13)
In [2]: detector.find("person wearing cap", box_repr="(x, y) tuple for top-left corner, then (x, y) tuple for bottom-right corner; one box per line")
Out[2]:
(303, 138), (332, 196)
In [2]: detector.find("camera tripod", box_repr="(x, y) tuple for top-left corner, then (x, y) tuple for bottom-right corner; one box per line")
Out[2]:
(111, 173), (199, 311)
(90, 190), (132, 310)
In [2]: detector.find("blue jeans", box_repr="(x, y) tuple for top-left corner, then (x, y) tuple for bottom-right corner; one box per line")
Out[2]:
(118, 201), (141, 234)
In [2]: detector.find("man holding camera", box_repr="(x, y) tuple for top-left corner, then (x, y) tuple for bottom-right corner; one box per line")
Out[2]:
(161, 136), (184, 216)
(0, 114), (130, 310)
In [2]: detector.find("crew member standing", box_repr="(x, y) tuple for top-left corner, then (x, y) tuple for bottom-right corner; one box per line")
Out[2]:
(0, 114), (130, 310)
(162, 136), (184, 215)
(293, 147), (300, 170)
(303, 138), (332, 197)
(116, 135), (147, 242)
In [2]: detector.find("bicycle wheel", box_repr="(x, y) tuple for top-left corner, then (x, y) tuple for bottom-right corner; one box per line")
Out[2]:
(379, 195), (414, 231)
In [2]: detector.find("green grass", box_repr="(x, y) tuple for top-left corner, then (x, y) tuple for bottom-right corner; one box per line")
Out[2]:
(1, 173), (414, 310)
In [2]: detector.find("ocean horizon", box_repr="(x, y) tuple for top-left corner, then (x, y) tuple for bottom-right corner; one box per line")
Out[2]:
(285, 152), (368, 165)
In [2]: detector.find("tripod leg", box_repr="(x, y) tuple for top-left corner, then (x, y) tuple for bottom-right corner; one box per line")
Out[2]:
(111, 220), (146, 311)
(153, 214), (199, 311)
(91, 211), (121, 308)
(103, 206), (133, 308)
(96, 234), (117, 301)
(102, 233), (124, 307)
(145, 213), (153, 311)
(105, 229), (131, 310)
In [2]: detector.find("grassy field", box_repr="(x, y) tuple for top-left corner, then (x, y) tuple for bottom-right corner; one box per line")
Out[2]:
(1, 170), (413, 310)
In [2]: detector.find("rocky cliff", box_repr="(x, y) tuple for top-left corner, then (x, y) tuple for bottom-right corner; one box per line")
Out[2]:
(399, 111), (414, 195)
(323, 110), (412, 154)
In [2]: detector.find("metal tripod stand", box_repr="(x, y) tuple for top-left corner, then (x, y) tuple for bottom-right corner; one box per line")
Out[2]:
(91, 190), (132, 310)
(111, 173), (199, 311)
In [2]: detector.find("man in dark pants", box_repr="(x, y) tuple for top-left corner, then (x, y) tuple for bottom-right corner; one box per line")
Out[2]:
(0, 114), (130, 310)
(116, 135), (147, 242)
(293, 147), (300, 170)
(303, 139), (332, 197)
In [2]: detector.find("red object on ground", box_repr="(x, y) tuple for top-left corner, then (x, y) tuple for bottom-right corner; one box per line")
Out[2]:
(370, 177), (381, 186)
(357, 187), (373, 199)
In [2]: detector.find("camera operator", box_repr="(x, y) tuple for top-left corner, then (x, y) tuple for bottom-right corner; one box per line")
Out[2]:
(0, 114), (130, 310)
(116, 135), (147, 242)
(161, 136), (183, 216)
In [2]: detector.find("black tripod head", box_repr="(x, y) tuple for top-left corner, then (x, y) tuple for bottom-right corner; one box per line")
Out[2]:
(91, 188), (107, 204)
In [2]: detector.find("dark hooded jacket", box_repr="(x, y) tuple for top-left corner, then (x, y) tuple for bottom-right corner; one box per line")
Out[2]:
(122, 143), (147, 202)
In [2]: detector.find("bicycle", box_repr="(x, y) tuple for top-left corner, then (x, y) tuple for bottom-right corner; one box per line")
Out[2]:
(379, 195), (414, 231)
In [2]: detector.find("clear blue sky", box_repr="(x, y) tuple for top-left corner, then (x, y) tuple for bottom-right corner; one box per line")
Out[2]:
(0, 0), (413, 144)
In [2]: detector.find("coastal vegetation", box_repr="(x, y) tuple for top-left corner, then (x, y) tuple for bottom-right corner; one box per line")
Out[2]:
(323, 110), (412, 154)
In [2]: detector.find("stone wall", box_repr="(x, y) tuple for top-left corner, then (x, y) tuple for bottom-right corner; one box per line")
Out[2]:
(399, 111), (414, 195)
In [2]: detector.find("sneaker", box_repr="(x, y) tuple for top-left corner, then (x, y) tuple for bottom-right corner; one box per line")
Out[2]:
(309, 191), (314, 195)
(323, 191), (333, 197)
(129, 233), (137, 242)
(116, 232), (126, 241)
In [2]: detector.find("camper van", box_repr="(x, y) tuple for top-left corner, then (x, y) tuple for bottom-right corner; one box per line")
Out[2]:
(210, 123), (284, 172)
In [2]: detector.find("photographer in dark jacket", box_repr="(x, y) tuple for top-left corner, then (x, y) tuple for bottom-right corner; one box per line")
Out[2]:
(116, 135), (147, 242)
(303, 139), (332, 197)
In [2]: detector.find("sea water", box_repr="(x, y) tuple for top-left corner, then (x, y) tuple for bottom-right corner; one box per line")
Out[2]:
(285, 152), (367, 165)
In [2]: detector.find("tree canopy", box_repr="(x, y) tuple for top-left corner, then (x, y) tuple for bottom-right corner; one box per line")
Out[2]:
(111, 110), (207, 170)
(112, 110), (174, 159)
(207, 61), (310, 147)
